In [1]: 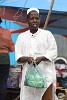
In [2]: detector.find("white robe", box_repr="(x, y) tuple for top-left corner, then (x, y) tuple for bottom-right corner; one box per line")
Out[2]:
(15, 28), (57, 100)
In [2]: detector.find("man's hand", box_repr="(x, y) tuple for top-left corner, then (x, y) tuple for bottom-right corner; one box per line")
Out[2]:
(34, 56), (48, 65)
(26, 57), (34, 64)
(18, 56), (48, 65)
(17, 56), (34, 64)
(34, 57), (43, 65)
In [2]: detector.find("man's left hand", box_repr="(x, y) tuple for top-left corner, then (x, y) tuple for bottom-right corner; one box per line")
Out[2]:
(34, 57), (43, 65)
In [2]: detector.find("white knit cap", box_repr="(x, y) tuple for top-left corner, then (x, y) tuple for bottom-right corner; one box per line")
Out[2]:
(27, 7), (39, 15)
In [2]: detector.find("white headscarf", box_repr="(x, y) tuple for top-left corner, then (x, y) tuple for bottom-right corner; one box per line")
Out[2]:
(27, 7), (39, 15)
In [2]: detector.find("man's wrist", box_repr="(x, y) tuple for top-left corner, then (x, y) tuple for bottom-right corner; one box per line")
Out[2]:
(42, 56), (48, 61)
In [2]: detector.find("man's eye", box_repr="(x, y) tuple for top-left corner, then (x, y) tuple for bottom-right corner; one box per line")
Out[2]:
(30, 18), (39, 20)
(30, 18), (34, 20)
(36, 18), (39, 20)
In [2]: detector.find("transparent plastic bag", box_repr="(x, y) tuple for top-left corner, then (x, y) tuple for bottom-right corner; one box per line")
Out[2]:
(24, 64), (47, 88)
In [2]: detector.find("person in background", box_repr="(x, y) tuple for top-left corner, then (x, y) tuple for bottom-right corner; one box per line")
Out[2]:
(15, 8), (57, 100)
(0, 17), (14, 100)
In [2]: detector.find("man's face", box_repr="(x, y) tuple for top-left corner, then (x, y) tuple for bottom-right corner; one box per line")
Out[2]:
(27, 11), (40, 31)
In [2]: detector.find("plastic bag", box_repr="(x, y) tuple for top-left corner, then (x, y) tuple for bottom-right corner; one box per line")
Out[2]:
(24, 64), (47, 88)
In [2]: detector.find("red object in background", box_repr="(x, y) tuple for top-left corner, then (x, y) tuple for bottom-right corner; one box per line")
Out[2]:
(56, 82), (59, 87)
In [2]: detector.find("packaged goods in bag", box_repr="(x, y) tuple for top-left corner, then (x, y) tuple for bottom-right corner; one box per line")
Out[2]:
(24, 64), (47, 88)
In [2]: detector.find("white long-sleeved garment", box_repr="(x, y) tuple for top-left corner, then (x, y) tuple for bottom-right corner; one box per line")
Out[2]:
(15, 28), (57, 100)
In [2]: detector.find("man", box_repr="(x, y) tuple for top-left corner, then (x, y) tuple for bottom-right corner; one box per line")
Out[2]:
(15, 8), (57, 100)
(0, 17), (14, 100)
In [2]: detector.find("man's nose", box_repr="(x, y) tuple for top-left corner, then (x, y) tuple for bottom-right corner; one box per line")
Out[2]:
(33, 18), (37, 22)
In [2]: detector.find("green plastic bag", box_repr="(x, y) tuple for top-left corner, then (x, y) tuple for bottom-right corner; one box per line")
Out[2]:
(24, 64), (47, 88)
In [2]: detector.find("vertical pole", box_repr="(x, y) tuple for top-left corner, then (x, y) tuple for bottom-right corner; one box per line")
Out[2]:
(43, 0), (54, 30)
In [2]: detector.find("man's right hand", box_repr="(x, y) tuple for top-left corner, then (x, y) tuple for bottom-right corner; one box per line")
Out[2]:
(17, 56), (34, 64)
(26, 57), (34, 64)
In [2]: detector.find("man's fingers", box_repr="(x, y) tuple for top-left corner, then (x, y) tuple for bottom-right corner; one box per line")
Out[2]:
(28, 57), (34, 64)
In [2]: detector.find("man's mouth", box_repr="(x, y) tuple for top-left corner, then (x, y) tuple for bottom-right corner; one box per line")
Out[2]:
(33, 23), (37, 27)
(33, 24), (37, 27)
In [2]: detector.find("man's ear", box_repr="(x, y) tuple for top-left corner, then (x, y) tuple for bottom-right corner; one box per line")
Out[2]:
(26, 19), (28, 22)
(26, 20), (29, 27)
(26, 19), (29, 24)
